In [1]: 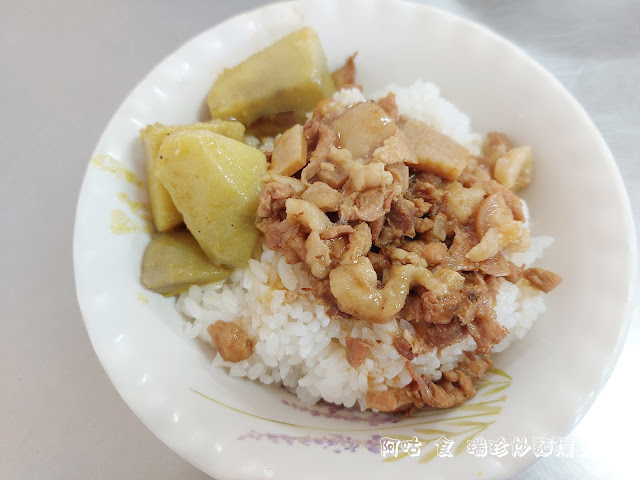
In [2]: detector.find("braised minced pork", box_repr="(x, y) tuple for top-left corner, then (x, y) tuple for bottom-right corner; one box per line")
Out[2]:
(207, 321), (254, 363)
(256, 92), (561, 412)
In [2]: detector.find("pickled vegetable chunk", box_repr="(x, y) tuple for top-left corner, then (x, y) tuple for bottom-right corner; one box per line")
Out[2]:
(141, 229), (232, 296)
(155, 130), (267, 268)
(401, 118), (470, 181)
(141, 120), (246, 231)
(207, 27), (335, 126)
(269, 124), (308, 176)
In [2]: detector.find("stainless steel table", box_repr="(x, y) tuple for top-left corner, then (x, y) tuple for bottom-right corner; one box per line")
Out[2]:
(2, 1), (638, 478)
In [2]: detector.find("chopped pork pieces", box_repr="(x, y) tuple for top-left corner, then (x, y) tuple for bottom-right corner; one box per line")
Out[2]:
(252, 91), (561, 413)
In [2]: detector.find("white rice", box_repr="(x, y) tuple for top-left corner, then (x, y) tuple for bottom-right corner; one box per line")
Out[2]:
(494, 236), (553, 352)
(177, 82), (552, 410)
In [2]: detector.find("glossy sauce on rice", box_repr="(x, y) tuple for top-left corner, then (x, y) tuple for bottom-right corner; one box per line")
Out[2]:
(177, 82), (558, 412)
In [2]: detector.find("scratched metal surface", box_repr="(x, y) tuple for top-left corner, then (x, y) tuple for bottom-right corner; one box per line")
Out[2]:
(1, 1), (638, 479)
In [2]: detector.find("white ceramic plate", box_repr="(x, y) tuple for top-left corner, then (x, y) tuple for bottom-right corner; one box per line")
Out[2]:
(73, 0), (637, 478)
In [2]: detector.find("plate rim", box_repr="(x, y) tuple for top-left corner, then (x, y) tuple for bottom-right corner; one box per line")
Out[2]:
(73, 0), (638, 478)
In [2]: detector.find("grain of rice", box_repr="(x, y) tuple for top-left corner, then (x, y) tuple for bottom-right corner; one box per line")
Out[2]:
(277, 257), (298, 290)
